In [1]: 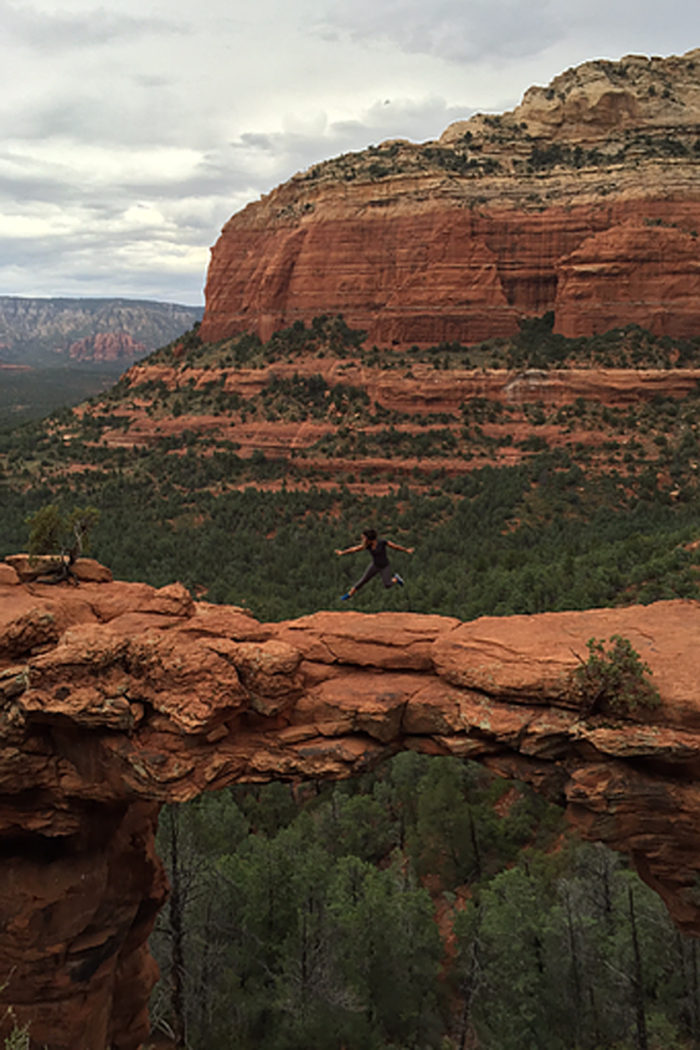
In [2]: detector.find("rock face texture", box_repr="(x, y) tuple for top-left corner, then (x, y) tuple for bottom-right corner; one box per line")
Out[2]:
(82, 354), (700, 491)
(66, 331), (147, 363)
(200, 49), (700, 348)
(1, 564), (699, 1048)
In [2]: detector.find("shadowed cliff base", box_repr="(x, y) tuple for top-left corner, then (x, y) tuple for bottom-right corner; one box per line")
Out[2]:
(0, 560), (699, 1048)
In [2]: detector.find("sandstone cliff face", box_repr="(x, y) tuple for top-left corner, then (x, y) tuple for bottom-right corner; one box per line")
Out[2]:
(1, 562), (699, 1048)
(555, 220), (700, 338)
(66, 331), (147, 362)
(200, 49), (700, 348)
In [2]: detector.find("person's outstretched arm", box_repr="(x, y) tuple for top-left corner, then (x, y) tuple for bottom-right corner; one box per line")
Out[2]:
(335, 543), (364, 556)
(387, 540), (414, 554)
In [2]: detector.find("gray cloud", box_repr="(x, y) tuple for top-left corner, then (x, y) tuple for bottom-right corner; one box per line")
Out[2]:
(0, 225), (207, 303)
(227, 96), (476, 187)
(316, 0), (566, 63)
(4, 93), (190, 148)
(0, 0), (697, 307)
(316, 0), (700, 70)
(1, 0), (183, 50)
(0, 90), (475, 305)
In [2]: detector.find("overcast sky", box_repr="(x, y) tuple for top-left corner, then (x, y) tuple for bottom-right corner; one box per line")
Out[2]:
(1, 0), (698, 306)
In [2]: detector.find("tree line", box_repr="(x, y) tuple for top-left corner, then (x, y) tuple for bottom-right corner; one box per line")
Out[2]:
(151, 755), (700, 1050)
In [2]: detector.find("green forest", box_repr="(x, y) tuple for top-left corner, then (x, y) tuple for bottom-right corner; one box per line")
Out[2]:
(1, 449), (698, 623)
(151, 758), (700, 1050)
(1, 316), (700, 1049)
(0, 362), (124, 426)
(1, 314), (699, 622)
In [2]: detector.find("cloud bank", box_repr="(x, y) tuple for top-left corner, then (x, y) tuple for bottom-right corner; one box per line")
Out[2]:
(0, 0), (697, 305)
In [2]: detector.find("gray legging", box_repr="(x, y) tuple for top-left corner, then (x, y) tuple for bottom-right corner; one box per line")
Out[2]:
(353, 561), (395, 592)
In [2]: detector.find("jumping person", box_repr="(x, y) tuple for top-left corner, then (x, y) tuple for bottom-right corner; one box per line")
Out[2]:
(335, 528), (414, 601)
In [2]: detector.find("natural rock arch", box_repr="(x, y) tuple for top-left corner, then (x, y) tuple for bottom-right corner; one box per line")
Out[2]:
(0, 560), (698, 1050)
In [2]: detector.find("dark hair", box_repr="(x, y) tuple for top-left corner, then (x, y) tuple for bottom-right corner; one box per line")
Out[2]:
(363, 528), (377, 542)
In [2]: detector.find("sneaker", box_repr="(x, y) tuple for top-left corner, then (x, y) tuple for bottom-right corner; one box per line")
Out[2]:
(393, 573), (404, 586)
(340, 592), (351, 601)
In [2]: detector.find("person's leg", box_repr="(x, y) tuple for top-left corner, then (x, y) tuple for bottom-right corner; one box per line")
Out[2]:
(341, 562), (378, 600)
(379, 565), (395, 588)
(380, 564), (404, 588)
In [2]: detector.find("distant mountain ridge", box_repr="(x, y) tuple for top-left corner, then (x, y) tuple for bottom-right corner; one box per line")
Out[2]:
(0, 296), (203, 367)
(0, 296), (202, 426)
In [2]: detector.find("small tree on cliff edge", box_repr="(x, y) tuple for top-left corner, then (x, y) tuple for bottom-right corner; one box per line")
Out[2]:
(25, 503), (100, 582)
(568, 635), (661, 719)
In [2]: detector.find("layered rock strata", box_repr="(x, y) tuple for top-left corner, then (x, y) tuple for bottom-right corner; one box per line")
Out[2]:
(0, 562), (699, 1048)
(201, 49), (700, 348)
(76, 356), (700, 490)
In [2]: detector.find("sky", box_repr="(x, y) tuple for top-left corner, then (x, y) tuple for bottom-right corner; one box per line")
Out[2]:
(1, 0), (698, 307)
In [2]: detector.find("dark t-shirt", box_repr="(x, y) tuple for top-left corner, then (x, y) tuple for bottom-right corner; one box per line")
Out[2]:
(369, 538), (389, 568)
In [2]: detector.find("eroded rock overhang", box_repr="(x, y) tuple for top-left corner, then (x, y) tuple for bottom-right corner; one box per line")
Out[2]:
(1, 559), (699, 1049)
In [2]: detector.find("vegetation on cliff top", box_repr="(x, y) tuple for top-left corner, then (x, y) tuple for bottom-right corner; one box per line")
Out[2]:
(1, 315), (699, 621)
(567, 634), (662, 718)
(289, 49), (700, 194)
(145, 312), (700, 371)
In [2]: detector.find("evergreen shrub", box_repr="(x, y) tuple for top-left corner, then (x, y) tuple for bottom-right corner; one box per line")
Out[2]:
(568, 635), (661, 718)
